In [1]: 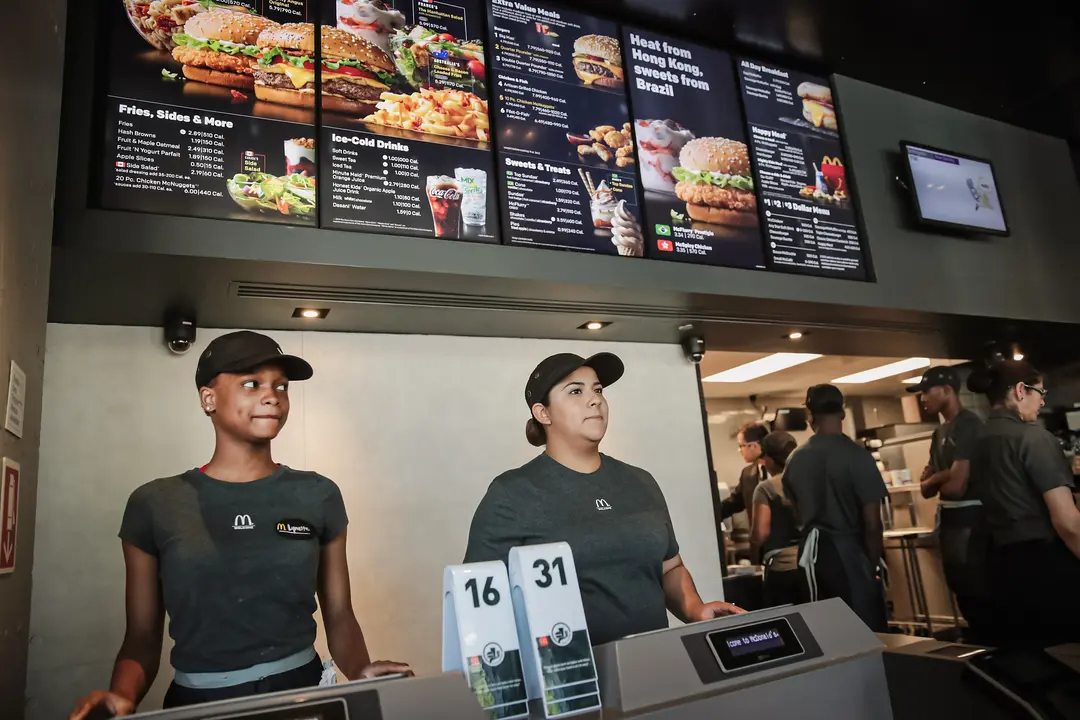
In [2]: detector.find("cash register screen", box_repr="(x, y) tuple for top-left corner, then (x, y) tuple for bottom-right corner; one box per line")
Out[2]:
(706, 617), (804, 672)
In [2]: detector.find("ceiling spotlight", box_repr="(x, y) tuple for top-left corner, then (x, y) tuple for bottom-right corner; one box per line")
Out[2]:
(788, 332), (804, 340)
(578, 321), (610, 331)
(293, 308), (329, 319)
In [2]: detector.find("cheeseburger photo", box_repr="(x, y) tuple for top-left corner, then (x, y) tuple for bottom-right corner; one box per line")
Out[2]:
(572, 34), (623, 88)
(673, 137), (758, 227)
(798, 82), (837, 130)
(255, 23), (395, 114)
(172, 9), (278, 90)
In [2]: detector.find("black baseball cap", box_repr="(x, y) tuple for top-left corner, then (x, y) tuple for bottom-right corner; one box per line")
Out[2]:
(906, 366), (961, 394)
(525, 352), (624, 407)
(805, 384), (845, 415)
(195, 331), (313, 388)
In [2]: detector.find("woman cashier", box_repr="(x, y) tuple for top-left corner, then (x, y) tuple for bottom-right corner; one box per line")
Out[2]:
(70, 331), (408, 719)
(968, 360), (1080, 648)
(464, 352), (743, 647)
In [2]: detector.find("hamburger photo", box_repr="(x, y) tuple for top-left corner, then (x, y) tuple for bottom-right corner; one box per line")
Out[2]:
(673, 137), (758, 227)
(255, 24), (396, 114)
(171, 9), (278, 90)
(798, 82), (837, 130)
(572, 34), (623, 89)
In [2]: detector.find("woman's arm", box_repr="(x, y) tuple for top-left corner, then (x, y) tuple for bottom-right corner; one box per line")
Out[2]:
(69, 543), (164, 719)
(749, 502), (772, 555)
(1044, 486), (1080, 559)
(318, 531), (411, 680)
(661, 554), (744, 622)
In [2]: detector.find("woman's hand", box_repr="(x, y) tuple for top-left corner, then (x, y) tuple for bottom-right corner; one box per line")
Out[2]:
(359, 660), (414, 679)
(690, 601), (747, 621)
(69, 690), (136, 720)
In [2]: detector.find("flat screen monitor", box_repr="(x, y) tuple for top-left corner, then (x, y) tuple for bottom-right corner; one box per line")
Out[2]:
(901, 142), (1009, 235)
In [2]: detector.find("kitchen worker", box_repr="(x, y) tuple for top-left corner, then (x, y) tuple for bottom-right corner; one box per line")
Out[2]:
(907, 366), (994, 644)
(750, 431), (803, 608)
(968, 360), (1080, 649)
(464, 352), (744, 646)
(783, 385), (887, 631)
(70, 331), (408, 719)
(719, 422), (769, 526)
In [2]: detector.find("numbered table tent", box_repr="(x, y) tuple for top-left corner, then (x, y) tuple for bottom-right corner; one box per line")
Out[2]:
(509, 543), (601, 718)
(443, 561), (529, 719)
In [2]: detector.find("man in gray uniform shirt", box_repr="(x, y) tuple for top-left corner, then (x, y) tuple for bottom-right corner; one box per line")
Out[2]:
(908, 366), (993, 643)
(783, 384), (887, 632)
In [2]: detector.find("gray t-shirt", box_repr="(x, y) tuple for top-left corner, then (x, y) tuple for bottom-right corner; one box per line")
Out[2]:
(464, 453), (679, 647)
(929, 408), (983, 502)
(119, 466), (348, 673)
(782, 433), (887, 538)
(971, 409), (1075, 544)
(752, 476), (800, 571)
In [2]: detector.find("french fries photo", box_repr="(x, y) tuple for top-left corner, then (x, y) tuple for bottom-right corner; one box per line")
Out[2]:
(364, 88), (490, 142)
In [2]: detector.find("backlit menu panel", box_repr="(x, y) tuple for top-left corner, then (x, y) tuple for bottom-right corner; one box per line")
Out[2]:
(624, 28), (764, 268)
(319, 0), (497, 243)
(737, 60), (869, 279)
(488, 0), (645, 256)
(98, 1), (318, 225)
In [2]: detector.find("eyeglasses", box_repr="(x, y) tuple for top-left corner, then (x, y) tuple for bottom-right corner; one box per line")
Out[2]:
(1024, 384), (1048, 398)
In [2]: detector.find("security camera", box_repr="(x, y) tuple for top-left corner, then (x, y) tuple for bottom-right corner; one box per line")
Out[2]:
(681, 334), (706, 364)
(164, 314), (196, 355)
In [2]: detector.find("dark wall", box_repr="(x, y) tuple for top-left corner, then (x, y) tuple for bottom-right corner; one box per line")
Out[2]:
(831, 75), (1080, 324)
(0, 0), (64, 716)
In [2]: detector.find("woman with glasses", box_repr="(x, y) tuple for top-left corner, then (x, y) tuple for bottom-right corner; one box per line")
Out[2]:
(969, 360), (1080, 648)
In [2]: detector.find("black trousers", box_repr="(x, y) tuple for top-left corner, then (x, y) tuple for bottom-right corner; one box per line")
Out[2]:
(991, 539), (1080, 650)
(939, 506), (996, 645)
(762, 565), (804, 609)
(163, 657), (323, 709)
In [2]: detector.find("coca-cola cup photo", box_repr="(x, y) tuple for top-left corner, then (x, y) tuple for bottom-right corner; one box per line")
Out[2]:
(426, 175), (463, 238)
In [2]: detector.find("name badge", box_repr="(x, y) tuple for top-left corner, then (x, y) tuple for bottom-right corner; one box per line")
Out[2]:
(276, 519), (314, 539)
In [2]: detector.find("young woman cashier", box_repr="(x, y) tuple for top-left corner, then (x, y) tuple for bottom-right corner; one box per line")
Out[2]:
(464, 352), (743, 646)
(70, 332), (408, 719)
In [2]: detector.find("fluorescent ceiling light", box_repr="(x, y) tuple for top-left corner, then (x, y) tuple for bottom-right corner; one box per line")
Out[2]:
(901, 376), (922, 384)
(833, 358), (931, 384)
(702, 353), (822, 383)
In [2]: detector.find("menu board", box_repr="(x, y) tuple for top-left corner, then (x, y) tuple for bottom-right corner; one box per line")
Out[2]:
(97, 1), (318, 225)
(488, 0), (645, 256)
(624, 29), (763, 268)
(319, 0), (497, 242)
(737, 60), (868, 279)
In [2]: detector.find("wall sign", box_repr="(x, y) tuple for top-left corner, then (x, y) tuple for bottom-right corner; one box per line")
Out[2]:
(0, 458), (20, 575)
(5, 361), (25, 439)
(508, 542), (600, 717)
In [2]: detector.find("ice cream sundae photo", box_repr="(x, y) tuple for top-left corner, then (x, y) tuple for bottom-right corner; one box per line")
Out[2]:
(636, 119), (695, 194)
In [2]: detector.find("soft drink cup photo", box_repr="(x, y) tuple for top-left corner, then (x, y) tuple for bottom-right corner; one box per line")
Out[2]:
(426, 175), (464, 238)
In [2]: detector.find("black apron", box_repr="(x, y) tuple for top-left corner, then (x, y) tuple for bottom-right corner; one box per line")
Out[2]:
(938, 502), (995, 643)
(799, 527), (887, 632)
